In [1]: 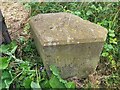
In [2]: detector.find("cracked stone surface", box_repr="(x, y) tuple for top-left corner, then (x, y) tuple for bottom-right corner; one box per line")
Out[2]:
(30, 12), (108, 79)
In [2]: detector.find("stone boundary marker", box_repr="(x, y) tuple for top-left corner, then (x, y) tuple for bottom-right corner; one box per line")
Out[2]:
(29, 12), (108, 79)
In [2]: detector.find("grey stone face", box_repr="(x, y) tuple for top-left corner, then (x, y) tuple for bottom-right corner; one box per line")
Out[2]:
(29, 12), (108, 79)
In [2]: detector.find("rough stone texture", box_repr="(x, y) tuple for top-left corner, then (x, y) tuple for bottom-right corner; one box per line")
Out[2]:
(29, 12), (108, 79)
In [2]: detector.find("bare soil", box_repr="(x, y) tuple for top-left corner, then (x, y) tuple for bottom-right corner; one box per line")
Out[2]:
(0, 2), (29, 39)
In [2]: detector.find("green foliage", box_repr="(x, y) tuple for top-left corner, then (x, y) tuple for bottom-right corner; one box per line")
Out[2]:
(31, 81), (41, 89)
(49, 65), (75, 88)
(0, 41), (75, 89)
(49, 75), (66, 88)
(0, 57), (9, 70)
(0, 41), (18, 89)
(23, 2), (119, 88)
(106, 73), (120, 88)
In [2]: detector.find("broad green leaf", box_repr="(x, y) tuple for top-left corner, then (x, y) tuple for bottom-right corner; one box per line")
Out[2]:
(107, 44), (113, 50)
(74, 11), (81, 15)
(65, 82), (76, 88)
(23, 77), (32, 88)
(9, 41), (17, 49)
(19, 61), (30, 71)
(0, 41), (17, 54)
(41, 80), (51, 88)
(91, 5), (96, 9)
(1, 71), (11, 80)
(109, 33), (115, 37)
(109, 29), (115, 33)
(0, 80), (6, 89)
(0, 57), (9, 70)
(49, 75), (66, 88)
(102, 52), (109, 57)
(0, 44), (9, 53)
(86, 10), (93, 16)
(31, 81), (41, 89)
(50, 65), (60, 77)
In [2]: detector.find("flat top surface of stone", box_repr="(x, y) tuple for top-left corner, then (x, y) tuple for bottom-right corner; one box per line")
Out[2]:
(30, 12), (108, 46)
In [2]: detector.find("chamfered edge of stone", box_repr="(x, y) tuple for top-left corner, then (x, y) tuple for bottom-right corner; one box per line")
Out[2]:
(29, 12), (108, 46)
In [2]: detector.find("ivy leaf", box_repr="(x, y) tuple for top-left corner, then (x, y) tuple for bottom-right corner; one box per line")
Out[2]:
(109, 29), (115, 37)
(50, 65), (60, 77)
(49, 75), (66, 88)
(0, 57), (9, 70)
(41, 80), (51, 88)
(0, 44), (9, 53)
(9, 41), (17, 49)
(109, 33), (115, 37)
(1, 71), (11, 80)
(102, 52), (109, 57)
(86, 10), (93, 16)
(31, 81), (41, 90)
(0, 41), (17, 54)
(74, 11), (81, 16)
(23, 77), (32, 88)
(107, 44), (113, 50)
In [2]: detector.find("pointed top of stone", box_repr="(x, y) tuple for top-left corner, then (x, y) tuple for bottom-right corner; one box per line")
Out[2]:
(30, 12), (108, 46)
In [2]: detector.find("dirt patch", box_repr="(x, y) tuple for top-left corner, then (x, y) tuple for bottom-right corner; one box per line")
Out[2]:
(0, 2), (30, 39)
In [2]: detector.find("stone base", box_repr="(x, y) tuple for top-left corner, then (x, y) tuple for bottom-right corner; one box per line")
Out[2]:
(29, 12), (108, 79)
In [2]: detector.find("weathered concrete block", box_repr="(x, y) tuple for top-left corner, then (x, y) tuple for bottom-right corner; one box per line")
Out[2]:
(29, 12), (108, 79)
